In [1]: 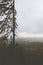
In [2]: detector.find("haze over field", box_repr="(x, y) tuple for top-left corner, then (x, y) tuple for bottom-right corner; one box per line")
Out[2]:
(16, 32), (43, 42)
(15, 0), (43, 43)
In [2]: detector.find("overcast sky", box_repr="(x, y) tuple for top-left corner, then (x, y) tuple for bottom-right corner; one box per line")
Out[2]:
(15, 0), (43, 34)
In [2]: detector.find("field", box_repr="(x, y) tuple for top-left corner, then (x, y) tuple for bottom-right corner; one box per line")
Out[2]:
(0, 39), (43, 65)
(15, 38), (43, 65)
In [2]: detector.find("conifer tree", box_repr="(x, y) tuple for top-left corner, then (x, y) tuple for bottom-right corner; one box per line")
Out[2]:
(0, 0), (17, 46)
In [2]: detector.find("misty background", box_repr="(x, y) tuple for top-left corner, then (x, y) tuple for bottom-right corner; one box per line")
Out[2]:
(15, 0), (43, 34)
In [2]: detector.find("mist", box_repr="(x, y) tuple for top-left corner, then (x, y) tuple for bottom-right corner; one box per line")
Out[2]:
(16, 0), (43, 34)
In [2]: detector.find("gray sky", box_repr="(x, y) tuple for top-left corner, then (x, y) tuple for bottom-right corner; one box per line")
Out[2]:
(16, 0), (43, 34)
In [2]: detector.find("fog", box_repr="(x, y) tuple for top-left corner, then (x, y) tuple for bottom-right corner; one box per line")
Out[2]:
(16, 0), (43, 34)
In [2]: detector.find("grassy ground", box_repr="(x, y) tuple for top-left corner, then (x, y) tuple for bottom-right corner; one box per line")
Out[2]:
(0, 40), (43, 65)
(14, 46), (43, 65)
(0, 46), (43, 65)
